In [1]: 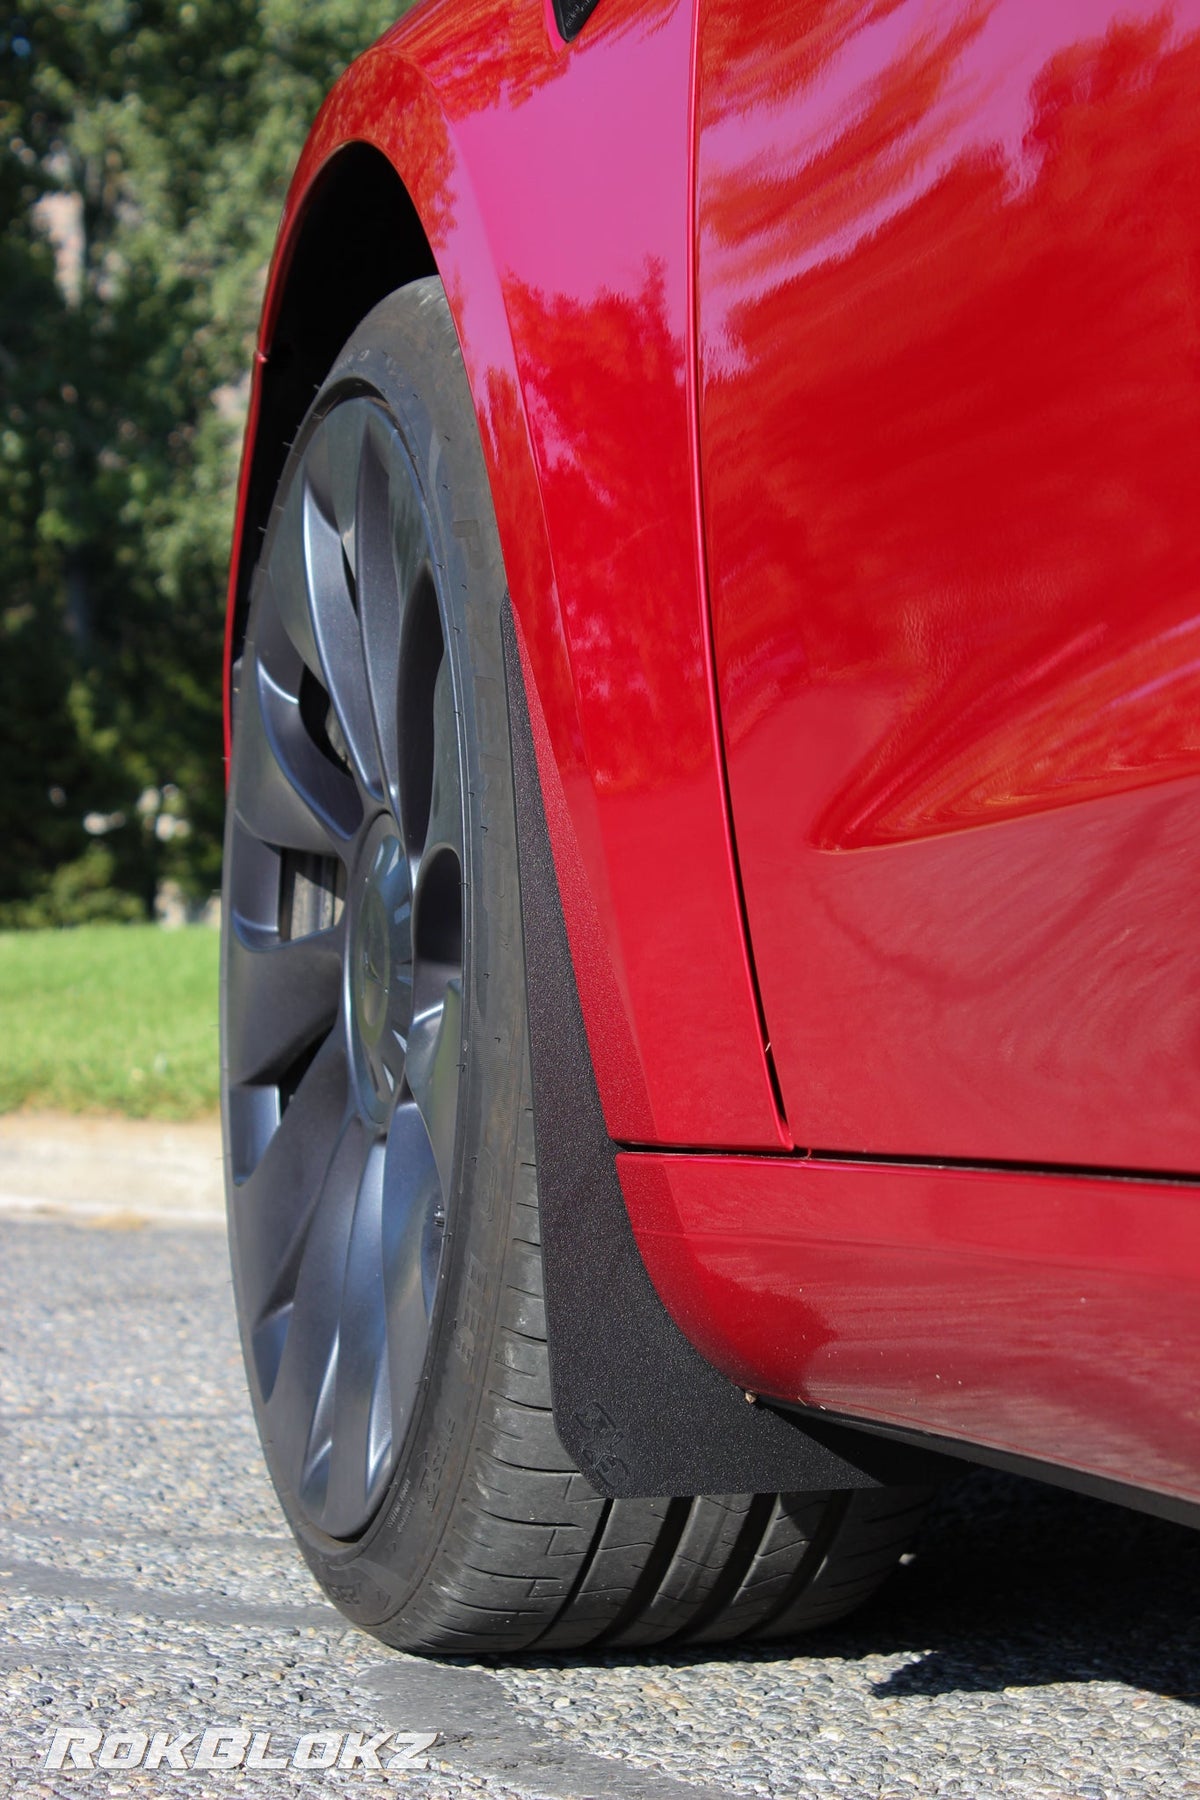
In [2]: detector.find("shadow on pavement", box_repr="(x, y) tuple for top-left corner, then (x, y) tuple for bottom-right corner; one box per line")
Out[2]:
(845, 1468), (1200, 1706)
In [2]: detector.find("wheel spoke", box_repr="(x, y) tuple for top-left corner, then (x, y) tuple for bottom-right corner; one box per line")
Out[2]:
(313, 394), (367, 555)
(229, 1034), (351, 1391)
(357, 411), (430, 824)
(321, 1140), (395, 1534)
(264, 1114), (373, 1518)
(380, 961), (414, 1086)
(423, 652), (463, 860)
(298, 424), (385, 801)
(381, 1100), (444, 1438)
(262, 494), (322, 678)
(382, 877), (415, 1085)
(405, 973), (463, 1198)
(232, 647), (359, 854)
(225, 916), (344, 1087)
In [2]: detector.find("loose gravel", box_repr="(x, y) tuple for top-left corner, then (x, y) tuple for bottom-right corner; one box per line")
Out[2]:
(1, 1215), (1198, 1799)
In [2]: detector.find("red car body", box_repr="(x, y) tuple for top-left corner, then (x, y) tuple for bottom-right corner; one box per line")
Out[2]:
(227, 0), (1200, 1517)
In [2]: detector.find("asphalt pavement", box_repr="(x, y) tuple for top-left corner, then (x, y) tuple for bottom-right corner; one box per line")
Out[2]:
(1, 1129), (1198, 1799)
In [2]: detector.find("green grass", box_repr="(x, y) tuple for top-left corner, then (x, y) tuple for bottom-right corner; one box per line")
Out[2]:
(0, 924), (220, 1119)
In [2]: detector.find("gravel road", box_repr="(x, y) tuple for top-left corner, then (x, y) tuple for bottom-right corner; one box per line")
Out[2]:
(1, 1210), (1198, 1799)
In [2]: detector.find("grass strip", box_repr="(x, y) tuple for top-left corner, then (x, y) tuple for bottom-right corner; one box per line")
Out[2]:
(0, 924), (220, 1119)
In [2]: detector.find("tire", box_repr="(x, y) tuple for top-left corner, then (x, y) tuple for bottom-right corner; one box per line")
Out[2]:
(221, 277), (928, 1654)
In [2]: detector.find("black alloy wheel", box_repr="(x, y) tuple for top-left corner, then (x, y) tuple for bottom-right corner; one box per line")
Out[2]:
(223, 379), (466, 1541)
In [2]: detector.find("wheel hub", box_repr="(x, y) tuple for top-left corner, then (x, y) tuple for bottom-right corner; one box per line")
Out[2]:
(356, 885), (390, 1045)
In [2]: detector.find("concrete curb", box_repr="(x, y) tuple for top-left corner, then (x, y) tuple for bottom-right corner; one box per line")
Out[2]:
(0, 1111), (225, 1228)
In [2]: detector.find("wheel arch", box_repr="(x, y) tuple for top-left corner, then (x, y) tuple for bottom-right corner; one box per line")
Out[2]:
(225, 141), (437, 679)
(221, 40), (668, 1149)
(224, 39), (559, 747)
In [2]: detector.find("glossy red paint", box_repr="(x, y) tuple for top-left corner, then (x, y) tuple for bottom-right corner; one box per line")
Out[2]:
(623, 1151), (1200, 1504)
(696, 0), (1200, 1169)
(226, 0), (784, 1150)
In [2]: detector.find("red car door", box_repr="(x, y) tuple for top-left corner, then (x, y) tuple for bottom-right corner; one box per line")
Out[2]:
(695, 0), (1200, 1170)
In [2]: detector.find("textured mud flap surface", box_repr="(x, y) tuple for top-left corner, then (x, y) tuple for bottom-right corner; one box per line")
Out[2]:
(502, 603), (949, 1499)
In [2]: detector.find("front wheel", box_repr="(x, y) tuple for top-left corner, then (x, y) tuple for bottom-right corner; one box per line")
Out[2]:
(220, 277), (928, 1653)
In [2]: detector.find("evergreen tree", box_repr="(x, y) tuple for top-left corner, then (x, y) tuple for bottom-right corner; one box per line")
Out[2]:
(0, 0), (398, 921)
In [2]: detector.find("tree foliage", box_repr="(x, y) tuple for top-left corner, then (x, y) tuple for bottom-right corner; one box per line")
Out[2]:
(0, 0), (397, 922)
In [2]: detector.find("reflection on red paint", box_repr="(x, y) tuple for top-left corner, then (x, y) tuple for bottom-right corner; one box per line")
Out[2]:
(697, 0), (1200, 1167)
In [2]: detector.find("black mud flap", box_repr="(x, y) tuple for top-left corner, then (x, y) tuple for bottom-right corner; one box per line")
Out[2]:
(503, 603), (953, 1499)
